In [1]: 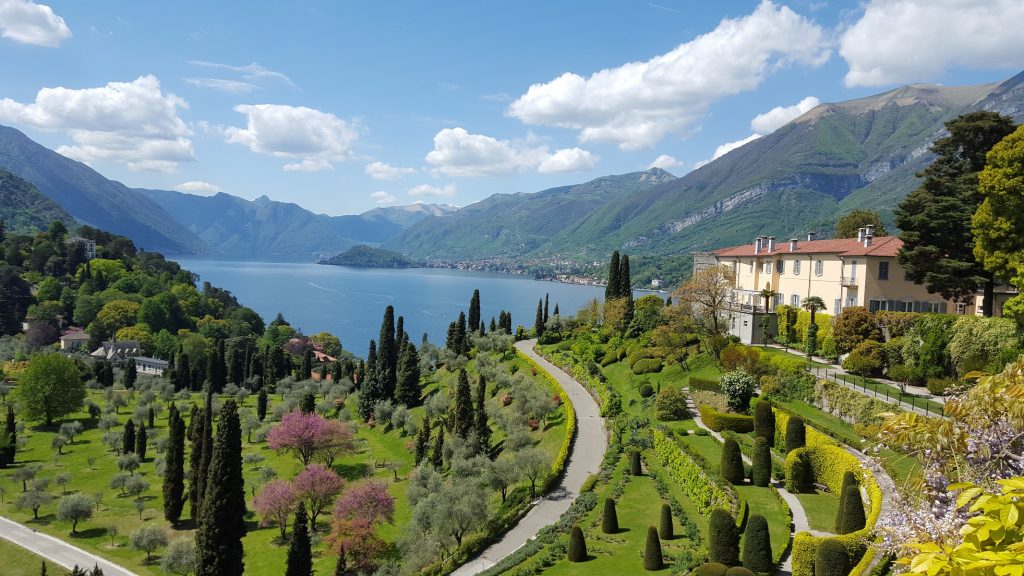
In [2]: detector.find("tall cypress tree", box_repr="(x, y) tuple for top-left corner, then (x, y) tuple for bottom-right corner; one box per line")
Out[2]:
(414, 417), (431, 465)
(176, 353), (191, 392)
(5, 405), (15, 465)
(453, 369), (473, 439)
(395, 341), (422, 407)
(257, 388), (268, 421)
(456, 311), (468, 355)
(430, 426), (444, 469)
(543, 293), (549, 324)
(300, 349), (313, 381)
(123, 359), (137, 389)
(365, 340), (377, 387)
(188, 406), (206, 520)
(468, 290), (481, 337)
(620, 255), (634, 327)
(534, 299), (545, 338)
(135, 421), (147, 459)
(122, 419), (136, 455)
(164, 405), (186, 524)
(377, 306), (397, 398)
(196, 400), (246, 576)
(396, 315), (406, 351)
(474, 374), (491, 453)
(285, 502), (312, 576)
(606, 251), (621, 300)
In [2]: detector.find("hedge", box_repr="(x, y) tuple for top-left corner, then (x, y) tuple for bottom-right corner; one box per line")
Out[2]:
(653, 429), (732, 516)
(516, 349), (577, 493)
(632, 358), (664, 374)
(689, 376), (723, 392)
(698, 404), (755, 433)
(541, 348), (621, 418)
(771, 406), (835, 453)
(776, 305), (833, 348)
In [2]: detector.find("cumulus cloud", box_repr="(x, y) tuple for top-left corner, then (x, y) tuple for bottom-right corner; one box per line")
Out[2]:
(0, 75), (195, 171)
(647, 154), (681, 170)
(694, 134), (762, 169)
(506, 1), (829, 149)
(174, 180), (221, 195)
(0, 0), (70, 47)
(750, 96), (819, 134)
(425, 127), (596, 176)
(840, 0), (1024, 87)
(408, 183), (456, 198)
(538, 147), (597, 173)
(371, 191), (398, 205)
(223, 104), (358, 172)
(365, 161), (416, 180)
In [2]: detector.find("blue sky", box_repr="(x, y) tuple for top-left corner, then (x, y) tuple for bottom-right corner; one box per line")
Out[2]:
(1, 0), (1022, 215)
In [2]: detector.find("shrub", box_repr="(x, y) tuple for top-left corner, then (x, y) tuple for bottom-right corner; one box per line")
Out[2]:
(751, 437), (771, 487)
(659, 503), (673, 540)
(638, 382), (655, 397)
(832, 307), (881, 354)
(948, 316), (1020, 376)
(699, 405), (755, 433)
(653, 430), (733, 515)
(643, 526), (664, 571)
(834, 472), (857, 533)
(725, 568), (756, 576)
(689, 377), (723, 393)
(602, 498), (619, 534)
(753, 399), (775, 441)
(721, 439), (745, 485)
(769, 354), (806, 375)
(709, 508), (740, 566)
(697, 563), (730, 576)
(786, 452), (812, 493)
(742, 514), (773, 574)
(785, 415), (806, 454)
(838, 482), (866, 535)
(567, 526), (587, 562)
(901, 314), (956, 380)
(633, 359), (664, 375)
(814, 539), (850, 576)
(655, 387), (689, 421)
(631, 451), (643, 476)
(693, 390), (730, 412)
(720, 371), (757, 412)
(926, 377), (960, 396)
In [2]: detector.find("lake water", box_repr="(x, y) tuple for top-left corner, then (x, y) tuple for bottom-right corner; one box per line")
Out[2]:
(174, 259), (607, 355)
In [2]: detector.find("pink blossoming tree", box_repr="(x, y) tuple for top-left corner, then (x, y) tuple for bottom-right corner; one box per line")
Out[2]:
(267, 411), (355, 466)
(293, 463), (345, 530)
(328, 480), (395, 572)
(252, 479), (296, 541)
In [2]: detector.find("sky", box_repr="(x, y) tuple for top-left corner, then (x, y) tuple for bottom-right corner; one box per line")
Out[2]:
(1, 0), (1023, 216)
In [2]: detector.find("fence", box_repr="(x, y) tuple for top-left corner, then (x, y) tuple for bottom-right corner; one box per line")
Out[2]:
(805, 364), (943, 417)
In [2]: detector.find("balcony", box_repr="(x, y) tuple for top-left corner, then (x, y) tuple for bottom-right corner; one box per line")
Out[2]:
(841, 276), (858, 287)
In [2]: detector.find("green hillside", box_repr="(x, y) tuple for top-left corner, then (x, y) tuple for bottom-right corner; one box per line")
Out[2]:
(0, 168), (75, 234)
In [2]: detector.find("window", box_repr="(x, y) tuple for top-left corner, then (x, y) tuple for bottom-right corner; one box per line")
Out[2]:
(774, 293), (783, 307)
(791, 294), (799, 306)
(762, 261), (772, 274)
(834, 298), (842, 314)
(851, 259), (858, 279)
(793, 260), (801, 276)
(878, 261), (889, 280)
(846, 296), (858, 307)
(956, 302), (967, 315)
(815, 260), (824, 276)
(777, 260), (785, 274)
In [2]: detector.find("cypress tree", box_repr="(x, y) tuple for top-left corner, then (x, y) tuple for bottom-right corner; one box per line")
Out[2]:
(148, 406), (155, 429)
(176, 353), (191, 392)
(751, 437), (771, 487)
(742, 514), (773, 574)
(285, 502), (312, 576)
(631, 450), (643, 476)
(489, 317), (497, 333)
(753, 400), (775, 442)
(213, 340), (227, 392)
(659, 503), (674, 540)
(543, 293), (549, 324)
(333, 549), (346, 576)
(396, 315), (406, 350)
(474, 375), (491, 453)
(806, 323), (819, 359)
(567, 526), (587, 562)
(606, 251), (621, 300)
(601, 498), (619, 534)
(135, 421), (147, 460)
(395, 341), (422, 407)
(318, 363), (327, 381)
(358, 375), (384, 422)
(534, 299), (545, 337)
(257, 388), (268, 421)
(300, 392), (316, 414)
(456, 311), (468, 355)
(123, 359), (137, 389)
(834, 472), (857, 533)
(187, 404), (198, 441)
(838, 479), (866, 534)
(709, 508), (740, 566)
(5, 405), (15, 465)
(721, 439), (745, 484)
(414, 417), (430, 465)
(787, 452), (813, 493)
(300, 349), (313, 381)
(453, 369), (473, 439)
(122, 419), (136, 455)
(643, 526), (664, 570)
(164, 406), (186, 524)
(196, 400), (246, 576)
(814, 539), (850, 576)
(468, 290), (481, 337)
(785, 416), (806, 454)
(430, 426), (444, 469)
(620, 255), (634, 328)
(378, 306), (397, 398)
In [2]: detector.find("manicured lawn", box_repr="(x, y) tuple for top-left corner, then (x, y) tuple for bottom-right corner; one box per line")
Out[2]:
(735, 485), (791, 563)
(676, 433), (723, 474)
(795, 491), (839, 533)
(0, 538), (65, 576)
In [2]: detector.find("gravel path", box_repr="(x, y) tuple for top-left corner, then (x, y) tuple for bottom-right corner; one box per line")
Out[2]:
(450, 339), (607, 576)
(0, 515), (138, 576)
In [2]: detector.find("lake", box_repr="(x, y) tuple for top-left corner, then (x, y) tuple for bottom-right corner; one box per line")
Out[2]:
(174, 259), (607, 356)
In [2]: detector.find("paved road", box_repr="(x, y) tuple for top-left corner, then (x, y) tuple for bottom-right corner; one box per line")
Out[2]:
(451, 339), (607, 576)
(0, 515), (138, 576)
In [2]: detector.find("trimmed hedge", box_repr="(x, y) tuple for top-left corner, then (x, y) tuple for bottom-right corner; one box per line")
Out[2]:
(785, 415), (806, 454)
(699, 404), (755, 433)
(751, 437), (771, 487)
(697, 563), (729, 576)
(726, 568), (756, 576)
(753, 399), (775, 442)
(689, 377), (723, 392)
(653, 429), (732, 515)
(709, 508), (740, 566)
(659, 503), (674, 540)
(721, 439), (745, 485)
(742, 514), (773, 574)
(602, 498), (619, 534)
(633, 358), (664, 374)
(631, 450), (643, 476)
(815, 539), (850, 576)
(772, 406), (836, 452)
(644, 526), (664, 570)
(517, 349), (576, 493)
(834, 472), (857, 533)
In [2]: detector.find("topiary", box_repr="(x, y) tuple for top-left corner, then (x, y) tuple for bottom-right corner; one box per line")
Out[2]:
(815, 538), (850, 576)
(659, 503), (673, 540)
(567, 525), (587, 562)
(838, 481), (866, 534)
(741, 514), (773, 574)
(785, 415), (806, 454)
(696, 563), (730, 576)
(751, 437), (771, 487)
(725, 568), (756, 576)
(638, 381), (656, 397)
(602, 498), (619, 534)
(709, 508), (740, 566)
(631, 451), (643, 476)
(643, 526), (664, 571)
(753, 399), (775, 441)
(721, 439), (745, 485)
(834, 472), (857, 532)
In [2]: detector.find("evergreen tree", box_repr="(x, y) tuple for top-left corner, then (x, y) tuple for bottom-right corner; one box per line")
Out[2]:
(709, 508), (740, 566)
(365, 340), (377, 387)
(148, 406), (155, 429)
(620, 255), (634, 327)
(122, 419), (136, 455)
(468, 290), (481, 337)
(300, 392), (316, 414)
(721, 439), (744, 484)
(257, 389), (268, 421)
(815, 539), (850, 576)
(785, 416), (806, 453)
(430, 425), (444, 468)
(534, 299), (545, 338)
(606, 251), (621, 300)
(751, 437), (771, 487)
(489, 317), (497, 333)
(164, 405), (186, 524)
(742, 514), (773, 574)
(318, 363), (327, 382)
(834, 471), (858, 533)
(838, 477), (866, 534)
(659, 503), (674, 540)
(631, 450), (643, 476)
(189, 401), (212, 520)
(474, 375), (491, 453)
(136, 421), (147, 460)
(414, 417), (430, 465)
(123, 359), (137, 389)
(753, 400), (775, 442)
(175, 353), (191, 392)
(196, 400), (246, 576)
(285, 502), (313, 576)
(567, 526), (587, 562)
(553, 303), (559, 317)
(333, 549), (346, 576)
(602, 498), (619, 533)
(787, 453), (813, 493)
(453, 369), (473, 439)
(5, 405), (15, 465)
(377, 306), (397, 398)
(643, 526), (664, 570)
(396, 315), (406, 351)
(543, 293), (549, 324)
(212, 340), (227, 392)
(358, 375), (384, 422)
(300, 349), (313, 381)
(395, 341), (422, 406)
(456, 311), (468, 355)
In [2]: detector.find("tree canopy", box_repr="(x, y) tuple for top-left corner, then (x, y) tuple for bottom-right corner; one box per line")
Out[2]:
(15, 354), (85, 426)
(834, 209), (888, 238)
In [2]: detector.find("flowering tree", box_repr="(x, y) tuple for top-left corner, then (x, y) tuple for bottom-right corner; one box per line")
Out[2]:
(293, 463), (345, 530)
(252, 479), (296, 541)
(720, 370), (757, 412)
(267, 411), (355, 466)
(328, 480), (395, 573)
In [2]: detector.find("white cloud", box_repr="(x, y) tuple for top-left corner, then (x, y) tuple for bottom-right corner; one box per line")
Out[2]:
(188, 60), (295, 87)
(538, 147), (598, 173)
(647, 154), (681, 170)
(694, 134), (762, 169)
(840, 0), (1024, 87)
(507, 1), (829, 149)
(184, 77), (260, 94)
(365, 161), (416, 180)
(408, 183), (456, 198)
(174, 180), (221, 195)
(481, 92), (512, 102)
(371, 191), (398, 205)
(0, 0), (70, 47)
(0, 75), (195, 171)
(223, 104), (358, 172)
(750, 96), (819, 134)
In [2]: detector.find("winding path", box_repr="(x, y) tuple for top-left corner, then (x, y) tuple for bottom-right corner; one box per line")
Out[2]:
(451, 339), (607, 576)
(0, 515), (138, 576)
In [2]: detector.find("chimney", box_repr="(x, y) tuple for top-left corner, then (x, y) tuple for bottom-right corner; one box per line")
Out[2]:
(864, 225), (874, 247)
(857, 227), (866, 242)
(754, 237), (763, 254)
(806, 231), (816, 242)
(789, 238), (798, 252)
(767, 236), (776, 252)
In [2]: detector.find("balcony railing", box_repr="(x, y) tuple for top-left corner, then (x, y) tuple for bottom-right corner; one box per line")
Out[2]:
(841, 276), (858, 287)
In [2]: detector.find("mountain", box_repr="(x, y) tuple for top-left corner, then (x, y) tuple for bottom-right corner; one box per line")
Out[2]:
(139, 189), (406, 260)
(0, 125), (206, 254)
(360, 203), (459, 228)
(384, 168), (677, 260)
(0, 168), (76, 234)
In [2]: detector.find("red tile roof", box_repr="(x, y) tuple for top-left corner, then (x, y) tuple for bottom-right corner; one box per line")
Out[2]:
(713, 236), (902, 258)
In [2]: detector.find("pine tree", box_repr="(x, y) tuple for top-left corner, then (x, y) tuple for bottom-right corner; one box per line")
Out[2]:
(567, 526), (587, 562)
(489, 317), (497, 333)
(122, 419), (136, 455)
(753, 400), (775, 442)
(196, 400), (246, 576)
(474, 375), (491, 453)
(742, 514), (773, 574)
(377, 306), (397, 398)
(659, 503), (674, 540)
(468, 290), (481, 337)
(453, 369), (473, 439)
(135, 421), (147, 460)
(602, 498), (619, 533)
(709, 508), (740, 566)
(643, 526), (664, 570)
(164, 405), (186, 524)
(414, 417), (431, 465)
(785, 416), (806, 453)
(430, 426), (444, 468)
(285, 502), (313, 576)
(395, 341), (422, 407)
(257, 389), (268, 421)
(534, 299), (545, 338)
(606, 251), (621, 300)
(721, 439), (745, 484)
(751, 437), (771, 487)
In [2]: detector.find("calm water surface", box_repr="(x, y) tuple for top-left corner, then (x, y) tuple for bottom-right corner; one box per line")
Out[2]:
(175, 259), (606, 355)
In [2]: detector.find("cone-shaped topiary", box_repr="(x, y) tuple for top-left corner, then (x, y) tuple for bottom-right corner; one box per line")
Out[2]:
(721, 439), (745, 485)
(659, 503), (674, 540)
(725, 568), (755, 576)
(602, 498), (619, 534)
(838, 483), (867, 534)
(696, 563), (730, 576)
(631, 450), (643, 476)
(786, 452), (813, 493)
(785, 416), (806, 454)
(567, 526), (587, 562)
(751, 437), (771, 487)
(834, 471), (858, 533)
(815, 539), (850, 576)
(644, 526), (664, 571)
(753, 399), (775, 442)
(742, 514), (773, 574)
(709, 508), (740, 566)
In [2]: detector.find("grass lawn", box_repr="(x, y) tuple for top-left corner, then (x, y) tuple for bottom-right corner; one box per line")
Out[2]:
(675, 433), (723, 475)
(795, 491), (839, 533)
(735, 485), (791, 563)
(0, 537), (65, 575)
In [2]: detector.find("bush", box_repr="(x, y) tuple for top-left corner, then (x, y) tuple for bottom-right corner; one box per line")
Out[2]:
(841, 340), (885, 376)
(689, 377), (723, 393)
(602, 498), (619, 534)
(725, 568), (755, 576)
(832, 307), (881, 354)
(659, 503), (674, 540)
(786, 452), (812, 493)
(643, 526), (664, 571)
(567, 526), (587, 562)
(834, 471), (857, 533)
(926, 377), (960, 396)
(814, 539), (850, 576)
(697, 563), (730, 576)
(638, 382), (655, 397)
(948, 316), (1020, 376)
(742, 514), (773, 574)
(699, 405), (755, 433)
(785, 415), (806, 454)
(655, 387), (689, 421)
(720, 371), (757, 412)
(709, 508), (740, 566)
(633, 359), (664, 375)
(838, 482), (866, 535)
(753, 399), (775, 441)
(653, 430), (733, 516)
(721, 439), (745, 485)
(631, 451), (643, 476)
(751, 437), (771, 487)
